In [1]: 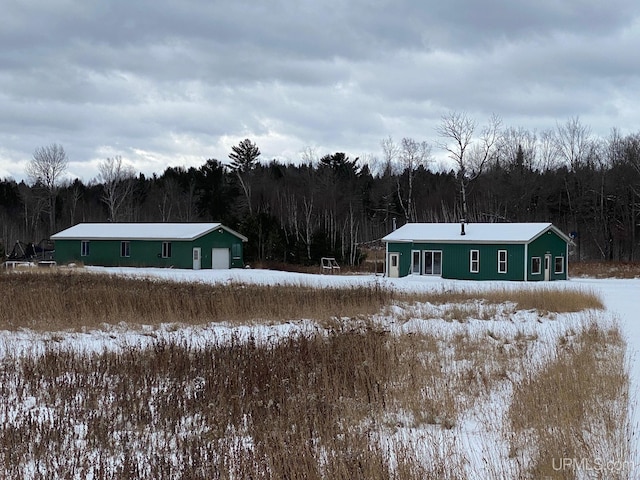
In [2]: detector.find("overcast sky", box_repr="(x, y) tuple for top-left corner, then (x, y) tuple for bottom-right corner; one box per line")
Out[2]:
(2, 0), (640, 182)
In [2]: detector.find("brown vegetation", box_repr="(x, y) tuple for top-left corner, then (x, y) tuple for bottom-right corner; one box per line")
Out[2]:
(0, 269), (629, 478)
(0, 270), (603, 331)
(509, 321), (630, 479)
(569, 260), (640, 279)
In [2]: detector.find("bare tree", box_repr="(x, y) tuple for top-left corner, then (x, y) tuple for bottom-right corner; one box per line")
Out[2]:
(380, 136), (399, 177)
(554, 116), (594, 171)
(396, 137), (432, 222)
(300, 146), (318, 168)
(538, 129), (560, 171)
(26, 143), (68, 234)
(98, 156), (136, 222)
(498, 126), (537, 171)
(436, 112), (502, 221)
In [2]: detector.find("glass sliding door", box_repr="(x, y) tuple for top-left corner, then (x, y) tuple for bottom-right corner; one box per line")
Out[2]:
(411, 250), (421, 274)
(433, 251), (442, 275)
(422, 250), (442, 276)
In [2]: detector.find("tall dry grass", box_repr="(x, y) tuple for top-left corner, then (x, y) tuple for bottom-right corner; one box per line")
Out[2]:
(570, 260), (640, 279)
(0, 314), (626, 479)
(0, 270), (397, 330)
(508, 321), (630, 479)
(0, 329), (466, 479)
(0, 270), (603, 331)
(0, 268), (628, 478)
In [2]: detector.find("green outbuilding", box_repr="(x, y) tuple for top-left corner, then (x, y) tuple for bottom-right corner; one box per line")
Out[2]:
(51, 223), (248, 269)
(382, 222), (571, 281)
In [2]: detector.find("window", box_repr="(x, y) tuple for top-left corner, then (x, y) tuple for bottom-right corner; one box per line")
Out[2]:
(81, 240), (90, 257)
(162, 241), (172, 258)
(469, 250), (480, 273)
(391, 254), (398, 267)
(497, 250), (507, 274)
(411, 250), (421, 274)
(531, 257), (541, 275)
(423, 250), (442, 275)
(231, 243), (242, 259)
(120, 241), (130, 258)
(554, 256), (564, 274)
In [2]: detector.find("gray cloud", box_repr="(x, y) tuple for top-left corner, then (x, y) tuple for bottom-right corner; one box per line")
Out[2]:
(1, 0), (640, 181)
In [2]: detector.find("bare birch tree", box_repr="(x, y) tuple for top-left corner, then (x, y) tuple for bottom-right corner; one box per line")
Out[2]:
(396, 137), (431, 222)
(26, 143), (68, 234)
(436, 112), (501, 221)
(98, 156), (136, 222)
(554, 117), (594, 171)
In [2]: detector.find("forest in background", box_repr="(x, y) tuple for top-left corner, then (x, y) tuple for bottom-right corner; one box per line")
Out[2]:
(1, 115), (639, 266)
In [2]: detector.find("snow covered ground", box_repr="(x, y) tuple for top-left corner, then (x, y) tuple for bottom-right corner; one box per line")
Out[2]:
(2, 266), (638, 478)
(87, 268), (640, 459)
(84, 266), (640, 415)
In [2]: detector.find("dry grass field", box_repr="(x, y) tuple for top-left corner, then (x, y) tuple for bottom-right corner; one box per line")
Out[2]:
(0, 269), (630, 479)
(570, 260), (640, 279)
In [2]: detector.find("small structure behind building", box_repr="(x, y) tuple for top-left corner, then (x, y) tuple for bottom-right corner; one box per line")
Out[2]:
(321, 257), (340, 274)
(2, 239), (56, 268)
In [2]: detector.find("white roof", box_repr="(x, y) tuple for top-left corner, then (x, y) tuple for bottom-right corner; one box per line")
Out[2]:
(51, 223), (248, 242)
(382, 222), (570, 244)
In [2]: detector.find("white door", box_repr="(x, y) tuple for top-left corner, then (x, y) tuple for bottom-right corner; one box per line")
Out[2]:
(388, 253), (400, 278)
(544, 254), (551, 281)
(212, 248), (230, 269)
(192, 247), (201, 270)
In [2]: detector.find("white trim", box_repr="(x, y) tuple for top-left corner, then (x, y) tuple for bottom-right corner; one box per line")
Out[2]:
(497, 249), (508, 274)
(387, 252), (400, 278)
(411, 249), (422, 275)
(384, 242), (389, 277)
(120, 241), (130, 258)
(192, 247), (201, 270)
(81, 240), (90, 257)
(422, 250), (442, 276)
(544, 254), (552, 281)
(531, 256), (542, 275)
(469, 249), (479, 273)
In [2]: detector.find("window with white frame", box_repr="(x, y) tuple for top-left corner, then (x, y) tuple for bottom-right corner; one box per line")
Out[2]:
(531, 257), (541, 275)
(554, 256), (564, 274)
(81, 240), (90, 257)
(120, 241), (130, 258)
(162, 241), (172, 258)
(411, 250), (421, 274)
(497, 250), (508, 273)
(470, 249), (480, 273)
(423, 250), (442, 275)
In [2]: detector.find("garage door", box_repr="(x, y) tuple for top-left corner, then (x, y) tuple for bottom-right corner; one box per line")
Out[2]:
(212, 248), (230, 269)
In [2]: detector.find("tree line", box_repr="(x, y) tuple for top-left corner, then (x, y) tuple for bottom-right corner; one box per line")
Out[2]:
(1, 114), (639, 264)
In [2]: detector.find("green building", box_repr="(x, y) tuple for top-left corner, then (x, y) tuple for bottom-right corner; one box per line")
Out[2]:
(382, 222), (571, 281)
(51, 223), (248, 269)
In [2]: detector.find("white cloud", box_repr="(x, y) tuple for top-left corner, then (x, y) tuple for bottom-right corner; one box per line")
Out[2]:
(2, 0), (640, 182)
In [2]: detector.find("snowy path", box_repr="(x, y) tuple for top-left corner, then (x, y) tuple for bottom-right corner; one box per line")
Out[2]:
(572, 278), (640, 445)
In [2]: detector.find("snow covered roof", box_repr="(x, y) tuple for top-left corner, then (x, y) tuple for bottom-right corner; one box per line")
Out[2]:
(51, 223), (248, 242)
(382, 222), (571, 244)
